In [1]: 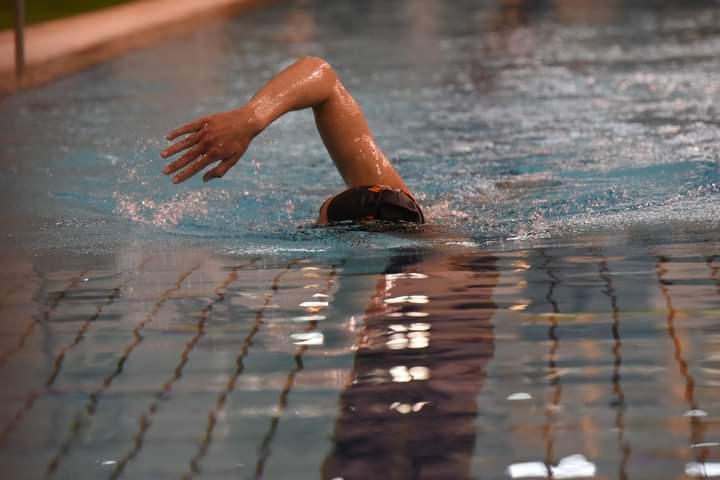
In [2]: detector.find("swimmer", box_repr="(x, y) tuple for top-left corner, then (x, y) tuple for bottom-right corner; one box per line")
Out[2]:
(161, 56), (424, 226)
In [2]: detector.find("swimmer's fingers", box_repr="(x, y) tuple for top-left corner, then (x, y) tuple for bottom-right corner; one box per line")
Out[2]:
(163, 144), (205, 178)
(166, 118), (206, 141)
(173, 153), (216, 184)
(203, 153), (242, 182)
(160, 132), (200, 159)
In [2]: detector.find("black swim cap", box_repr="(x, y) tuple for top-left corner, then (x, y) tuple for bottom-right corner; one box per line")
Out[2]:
(326, 185), (425, 224)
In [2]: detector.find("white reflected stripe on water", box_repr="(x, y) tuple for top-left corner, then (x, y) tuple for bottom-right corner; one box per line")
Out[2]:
(386, 328), (430, 350)
(684, 409), (709, 417)
(388, 311), (429, 318)
(299, 301), (328, 308)
(507, 462), (547, 479)
(387, 335), (409, 350)
(390, 401), (430, 414)
(389, 365), (430, 382)
(408, 366), (430, 380)
(389, 365), (412, 383)
(388, 324), (429, 333)
(385, 273), (429, 280)
(507, 455), (596, 479)
(507, 392), (533, 401)
(290, 332), (324, 346)
(292, 315), (326, 322)
(686, 463), (720, 477)
(384, 295), (429, 304)
(409, 336), (429, 349)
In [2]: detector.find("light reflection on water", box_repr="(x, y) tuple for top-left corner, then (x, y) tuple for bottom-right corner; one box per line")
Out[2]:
(0, 239), (719, 478)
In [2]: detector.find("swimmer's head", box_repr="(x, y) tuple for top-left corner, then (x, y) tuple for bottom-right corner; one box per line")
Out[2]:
(317, 185), (425, 225)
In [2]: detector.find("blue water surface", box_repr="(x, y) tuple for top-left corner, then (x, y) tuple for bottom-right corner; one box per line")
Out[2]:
(1, 0), (719, 254)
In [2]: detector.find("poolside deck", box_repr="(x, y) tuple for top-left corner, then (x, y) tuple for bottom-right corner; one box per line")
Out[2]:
(0, 0), (267, 95)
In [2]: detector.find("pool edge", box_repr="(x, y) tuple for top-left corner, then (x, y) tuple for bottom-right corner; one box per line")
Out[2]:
(0, 0), (273, 96)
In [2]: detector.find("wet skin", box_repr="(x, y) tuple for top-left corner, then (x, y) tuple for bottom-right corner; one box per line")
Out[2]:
(160, 57), (416, 224)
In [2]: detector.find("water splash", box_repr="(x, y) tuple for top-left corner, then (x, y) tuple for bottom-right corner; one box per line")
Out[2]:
(113, 190), (219, 227)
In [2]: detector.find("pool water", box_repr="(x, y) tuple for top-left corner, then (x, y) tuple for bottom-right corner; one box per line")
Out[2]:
(1, 0), (720, 478)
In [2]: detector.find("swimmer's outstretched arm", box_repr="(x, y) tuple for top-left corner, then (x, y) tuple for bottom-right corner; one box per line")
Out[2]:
(161, 56), (410, 192)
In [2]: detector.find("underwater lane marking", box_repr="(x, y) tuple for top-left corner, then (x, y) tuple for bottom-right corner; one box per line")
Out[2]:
(108, 258), (257, 480)
(252, 355), (305, 480)
(538, 249), (563, 476)
(47, 258), (153, 387)
(44, 263), (203, 478)
(181, 259), (304, 480)
(0, 270), (88, 371)
(0, 260), (151, 447)
(656, 254), (708, 466)
(253, 263), (342, 480)
(594, 249), (631, 480)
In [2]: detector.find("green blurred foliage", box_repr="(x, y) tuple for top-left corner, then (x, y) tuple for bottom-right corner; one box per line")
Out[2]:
(0, 0), (134, 30)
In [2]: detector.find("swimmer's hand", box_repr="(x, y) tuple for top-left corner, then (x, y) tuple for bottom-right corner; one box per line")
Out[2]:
(161, 56), (409, 192)
(161, 108), (259, 183)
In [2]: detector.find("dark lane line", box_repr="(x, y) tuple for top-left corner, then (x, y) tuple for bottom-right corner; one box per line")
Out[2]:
(596, 252), (631, 480)
(44, 263), (203, 477)
(182, 259), (303, 480)
(655, 255), (708, 466)
(253, 263), (341, 480)
(109, 259), (257, 480)
(0, 270), (88, 371)
(538, 249), (562, 477)
(0, 259), (150, 446)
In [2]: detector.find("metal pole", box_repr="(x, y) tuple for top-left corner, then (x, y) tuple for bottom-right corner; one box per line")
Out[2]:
(14, 0), (26, 79)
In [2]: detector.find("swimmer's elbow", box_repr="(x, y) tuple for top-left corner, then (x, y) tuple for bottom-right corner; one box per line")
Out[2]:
(298, 56), (337, 81)
(298, 55), (330, 69)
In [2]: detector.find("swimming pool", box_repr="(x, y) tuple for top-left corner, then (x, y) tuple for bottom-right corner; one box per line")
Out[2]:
(1, 0), (720, 478)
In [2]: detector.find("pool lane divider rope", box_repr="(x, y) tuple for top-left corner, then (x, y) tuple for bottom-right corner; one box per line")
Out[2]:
(180, 259), (304, 480)
(0, 270), (88, 371)
(595, 252), (631, 480)
(253, 263), (341, 480)
(0, 259), (151, 446)
(108, 258), (258, 480)
(44, 263), (203, 478)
